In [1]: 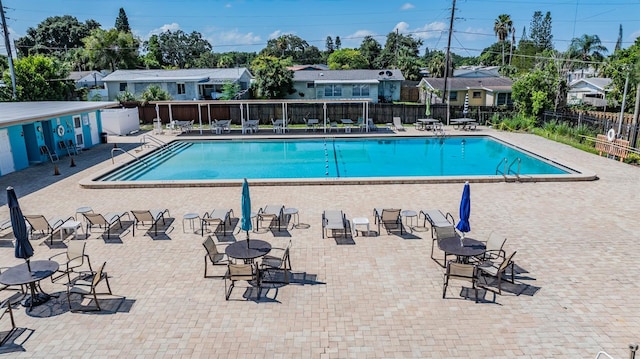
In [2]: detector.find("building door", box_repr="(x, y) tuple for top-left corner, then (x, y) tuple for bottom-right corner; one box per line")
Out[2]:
(0, 129), (16, 175)
(73, 115), (85, 149)
(88, 112), (100, 145)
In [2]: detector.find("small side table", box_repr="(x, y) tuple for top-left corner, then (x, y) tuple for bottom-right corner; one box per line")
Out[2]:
(283, 208), (299, 229)
(75, 206), (93, 221)
(401, 210), (417, 232)
(183, 213), (200, 233)
(61, 220), (82, 241)
(352, 217), (370, 236)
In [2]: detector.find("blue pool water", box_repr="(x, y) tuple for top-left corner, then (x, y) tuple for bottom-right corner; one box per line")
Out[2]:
(99, 137), (570, 181)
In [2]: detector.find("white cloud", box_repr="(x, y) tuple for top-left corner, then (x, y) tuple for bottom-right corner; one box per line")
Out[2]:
(225, 3), (232, 8)
(269, 30), (283, 40)
(401, 3), (415, 10)
(147, 22), (181, 37)
(630, 30), (640, 42)
(206, 29), (262, 49)
(394, 21), (447, 40)
(341, 30), (376, 48)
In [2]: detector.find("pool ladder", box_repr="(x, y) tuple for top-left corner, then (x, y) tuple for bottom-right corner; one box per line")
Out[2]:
(495, 157), (521, 182)
(111, 147), (147, 166)
(140, 135), (170, 152)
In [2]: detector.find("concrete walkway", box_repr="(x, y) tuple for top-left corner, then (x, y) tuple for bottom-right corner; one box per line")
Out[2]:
(0, 127), (638, 358)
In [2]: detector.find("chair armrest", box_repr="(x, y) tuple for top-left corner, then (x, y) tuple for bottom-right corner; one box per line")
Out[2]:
(445, 212), (456, 226)
(49, 252), (66, 261)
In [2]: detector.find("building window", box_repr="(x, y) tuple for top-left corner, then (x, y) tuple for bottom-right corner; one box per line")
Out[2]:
(449, 92), (457, 101)
(324, 84), (342, 97)
(472, 91), (481, 98)
(352, 84), (370, 97)
(496, 93), (512, 106)
(177, 83), (186, 95)
(307, 82), (315, 88)
(119, 83), (127, 91)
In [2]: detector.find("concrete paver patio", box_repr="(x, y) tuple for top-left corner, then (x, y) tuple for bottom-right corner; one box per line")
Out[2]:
(0, 128), (638, 358)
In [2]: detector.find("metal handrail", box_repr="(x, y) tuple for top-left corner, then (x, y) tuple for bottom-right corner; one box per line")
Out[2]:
(507, 157), (521, 180)
(495, 158), (508, 177)
(141, 135), (169, 151)
(111, 147), (147, 166)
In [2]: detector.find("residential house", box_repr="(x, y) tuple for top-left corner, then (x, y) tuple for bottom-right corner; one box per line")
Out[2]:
(567, 77), (612, 107)
(453, 66), (501, 78)
(417, 77), (513, 107)
(102, 68), (253, 101)
(0, 101), (117, 176)
(68, 71), (107, 88)
(286, 69), (405, 103)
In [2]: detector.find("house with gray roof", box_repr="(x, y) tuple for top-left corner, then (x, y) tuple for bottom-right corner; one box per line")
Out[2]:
(102, 68), (253, 101)
(68, 70), (107, 88)
(567, 77), (612, 107)
(287, 69), (405, 103)
(417, 77), (513, 107)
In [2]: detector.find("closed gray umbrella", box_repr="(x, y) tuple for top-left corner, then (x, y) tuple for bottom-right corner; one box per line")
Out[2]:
(7, 186), (33, 272)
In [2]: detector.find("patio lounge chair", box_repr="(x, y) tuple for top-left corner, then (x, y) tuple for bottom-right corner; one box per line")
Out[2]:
(443, 261), (479, 303)
(373, 208), (403, 235)
(39, 145), (59, 163)
(420, 209), (456, 239)
(66, 261), (112, 312)
(322, 210), (348, 238)
(49, 241), (93, 283)
(24, 214), (74, 245)
(131, 209), (170, 236)
(225, 263), (261, 300)
(257, 205), (285, 231)
(0, 219), (11, 234)
(392, 117), (405, 131)
(203, 236), (231, 278)
(83, 212), (129, 239)
(366, 118), (377, 132)
(201, 208), (234, 237)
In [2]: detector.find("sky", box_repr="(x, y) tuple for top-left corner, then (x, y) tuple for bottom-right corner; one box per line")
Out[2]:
(1, 0), (640, 58)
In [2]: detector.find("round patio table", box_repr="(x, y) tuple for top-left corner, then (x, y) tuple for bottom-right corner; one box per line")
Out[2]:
(0, 260), (59, 310)
(438, 237), (485, 263)
(225, 240), (271, 263)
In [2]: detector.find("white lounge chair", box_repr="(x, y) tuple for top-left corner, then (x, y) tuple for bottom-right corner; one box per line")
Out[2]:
(322, 210), (348, 238)
(392, 117), (405, 131)
(201, 208), (234, 236)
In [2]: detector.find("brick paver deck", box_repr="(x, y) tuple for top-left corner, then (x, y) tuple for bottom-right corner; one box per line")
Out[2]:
(0, 128), (638, 358)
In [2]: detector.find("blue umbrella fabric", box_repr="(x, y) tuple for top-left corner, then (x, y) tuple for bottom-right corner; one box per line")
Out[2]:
(456, 181), (471, 238)
(7, 186), (33, 271)
(240, 178), (252, 247)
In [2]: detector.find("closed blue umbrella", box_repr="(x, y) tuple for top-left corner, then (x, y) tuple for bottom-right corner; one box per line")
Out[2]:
(240, 178), (252, 248)
(456, 182), (471, 239)
(7, 186), (33, 272)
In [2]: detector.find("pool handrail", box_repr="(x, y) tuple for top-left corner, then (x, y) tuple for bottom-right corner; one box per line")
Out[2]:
(111, 147), (147, 166)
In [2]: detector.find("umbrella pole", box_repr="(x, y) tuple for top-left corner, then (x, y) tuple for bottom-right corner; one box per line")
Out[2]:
(26, 258), (31, 273)
(246, 230), (250, 248)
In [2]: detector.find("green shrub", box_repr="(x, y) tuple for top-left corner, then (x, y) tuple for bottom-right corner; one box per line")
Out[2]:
(555, 122), (572, 137)
(624, 153), (640, 165)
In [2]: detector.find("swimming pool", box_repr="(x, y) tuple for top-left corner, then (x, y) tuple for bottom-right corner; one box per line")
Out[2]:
(93, 136), (580, 185)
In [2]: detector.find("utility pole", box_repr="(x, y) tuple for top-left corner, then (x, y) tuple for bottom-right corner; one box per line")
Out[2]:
(443, 0), (456, 126)
(0, 0), (16, 99)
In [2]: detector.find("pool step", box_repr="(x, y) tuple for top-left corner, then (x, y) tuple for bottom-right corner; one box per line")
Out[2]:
(101, 141), (193, 181)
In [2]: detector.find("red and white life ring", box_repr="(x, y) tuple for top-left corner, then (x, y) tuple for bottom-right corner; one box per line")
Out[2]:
(607, 129), (616, 141)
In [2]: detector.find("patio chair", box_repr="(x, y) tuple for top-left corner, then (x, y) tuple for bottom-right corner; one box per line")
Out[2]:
(443, 261), (479, 303)
(392, 117), (405, 131)
(131, 209), (170, 236)
(201, 208), (234, 237)
(356, 118), (366, 132)
(83, 212), (128, 239)
(477, 251), (517, 295)
(373, 208), (403, 235)
(303, 118), (315, 132)
(67, 139), (82, 154)
(432, 225), (459, 268)
(202, 235), (231, 278)
(476, 231), (507, 262)
(257, 205), (285, 231)
(0, 297), (16, 346)
(328, 120), (339, 132)
(420, 209), (456, 239)
(58, 140), (78, 156)
(49, 241), (93, 283)
(39, 145), (59, 163)
(261, 239), (292, 283)
(225, 262), (261, 300)
(366, 118), (377, 132)
(322, 210), (348, 238)
(66, 261), (112, 312)
(24, 214), (74, 245)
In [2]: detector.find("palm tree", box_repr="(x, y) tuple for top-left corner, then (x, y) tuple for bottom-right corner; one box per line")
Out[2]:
(567, 34), (608, 70)
(493, 14), (513, 66)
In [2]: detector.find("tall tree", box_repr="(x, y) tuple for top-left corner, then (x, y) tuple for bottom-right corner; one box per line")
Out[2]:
(567, 34), (608, 69)
(261, 34), (309, 63)
(115, 8), (131, 33)
(83, 28), (140, 71)
(529, 11), (553, 52)
(250, 55), (294, 99)
(0, 55), (75, 101)
(335, 36), (341, 50)
(359, 36), (382, 69)
(145, 30), (212, 68)
(615, 24), (623, 52)
(601, 37), (640, 110)
(493, 14), (513, 66)
(512, 52), (565, 116)
(325, 36), (334, 53)
(427, 51), (446, 77)
(375, 31), (422, 69)
(14, 16), (101, 59)
(327, 48), (368, 69)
